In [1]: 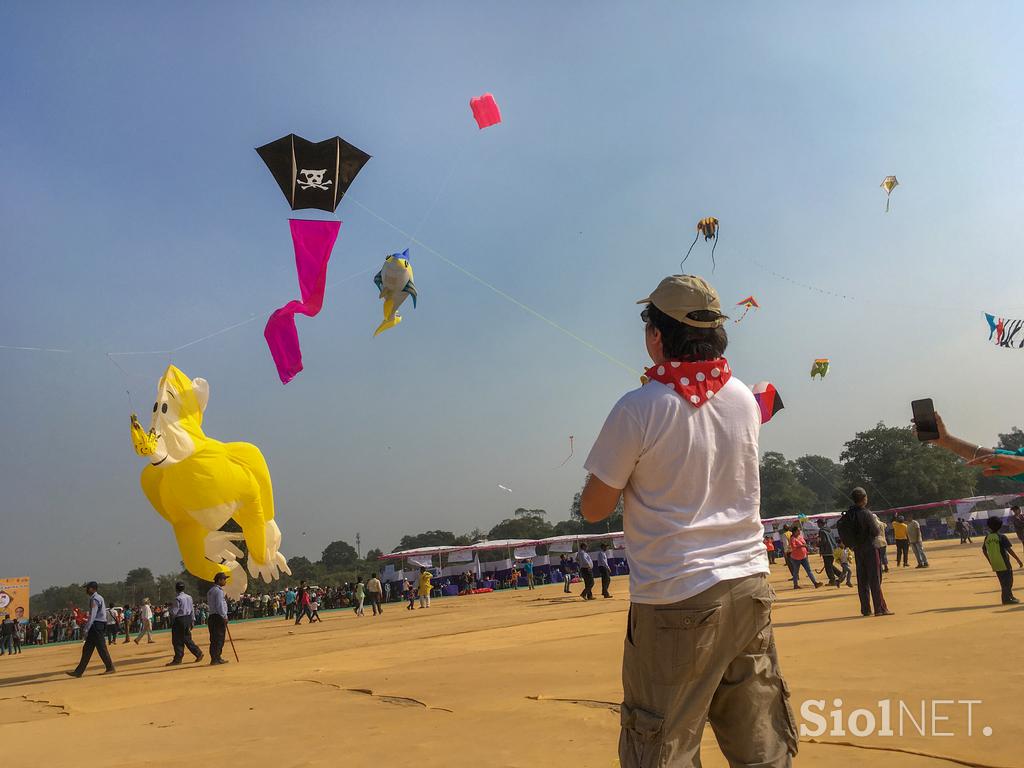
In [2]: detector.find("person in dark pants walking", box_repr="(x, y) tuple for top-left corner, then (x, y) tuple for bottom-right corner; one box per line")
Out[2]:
(816, 520), (839, 587)
(595, 542), (613, 598)
(294, 581), (313, 624)
(167, 582), (203, 666)
(66, 582), (115, 677)
(576, 542), (595, 600)
(892, 515), (910, 567)
(206, 572), (229, 665)
(839, 488), (893, 617)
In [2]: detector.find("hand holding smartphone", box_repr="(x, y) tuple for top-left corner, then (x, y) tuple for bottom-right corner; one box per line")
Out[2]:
(911, 398), (939, 441)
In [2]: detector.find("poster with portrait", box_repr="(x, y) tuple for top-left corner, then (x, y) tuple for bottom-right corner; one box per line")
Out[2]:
(0, 577), (29, 622)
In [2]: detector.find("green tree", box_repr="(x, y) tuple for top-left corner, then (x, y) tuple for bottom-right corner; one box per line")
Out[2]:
(393, 530), (457, 552)
(488, 510), (555, 540)
(997, 427), (1024, 452)
(568, 486), (624, 533)
(286, 556), (318, 582)
(794, 455), (843, 511)
(125, 567), (154, 586)
(320, 540), (358, 570)
(454, 528), (486, 546)
(839, 423), (976, 508)
(760, 451), (816, 517)
(364, 548), (383, 562)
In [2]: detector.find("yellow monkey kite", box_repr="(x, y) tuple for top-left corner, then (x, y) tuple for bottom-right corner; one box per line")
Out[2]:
(130, 365), (291, 598)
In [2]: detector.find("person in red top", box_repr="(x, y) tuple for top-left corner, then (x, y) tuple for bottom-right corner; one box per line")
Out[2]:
(788, 527), (822, 590)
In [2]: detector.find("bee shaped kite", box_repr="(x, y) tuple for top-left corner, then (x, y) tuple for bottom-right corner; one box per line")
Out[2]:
(810, 358), (830, 380)
(880, 176), (899, 213)
(682, 217), (720, 271)
(735, 296), (759, 323)
(373, 249), (418, 336)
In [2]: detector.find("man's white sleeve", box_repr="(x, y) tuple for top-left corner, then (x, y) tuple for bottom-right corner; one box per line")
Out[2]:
(584, 400), (643, 490)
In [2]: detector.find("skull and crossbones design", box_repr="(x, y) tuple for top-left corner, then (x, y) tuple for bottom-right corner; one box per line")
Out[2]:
(296, 169), (333, 191)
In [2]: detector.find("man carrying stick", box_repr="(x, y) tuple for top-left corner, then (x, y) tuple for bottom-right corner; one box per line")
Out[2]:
(207, 572), (230, 665)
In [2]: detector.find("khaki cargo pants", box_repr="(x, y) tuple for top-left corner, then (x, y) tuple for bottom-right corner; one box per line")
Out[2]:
(619, 574), (798, 767)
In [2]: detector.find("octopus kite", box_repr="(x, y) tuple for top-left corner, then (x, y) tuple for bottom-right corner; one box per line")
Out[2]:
(682, 217), (720, 271)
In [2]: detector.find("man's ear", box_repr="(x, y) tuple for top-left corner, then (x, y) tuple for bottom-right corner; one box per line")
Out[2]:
(191, 378), (210, 413)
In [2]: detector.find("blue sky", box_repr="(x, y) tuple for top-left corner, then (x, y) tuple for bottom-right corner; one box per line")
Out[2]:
(3, 2), (1024, 590)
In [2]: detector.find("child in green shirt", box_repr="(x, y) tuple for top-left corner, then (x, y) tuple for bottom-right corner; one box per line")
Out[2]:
(983, 517), (1023, 605)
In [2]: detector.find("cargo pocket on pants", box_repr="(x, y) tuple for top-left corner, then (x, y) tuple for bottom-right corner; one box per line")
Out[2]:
(653, 604), (721, 683)
(745, 588), (776, 655)
(778, 678), (799, 757)
(620, 703), (664, 768)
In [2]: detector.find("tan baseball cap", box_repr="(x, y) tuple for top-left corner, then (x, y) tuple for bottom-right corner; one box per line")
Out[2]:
(637, 275), (726, 328)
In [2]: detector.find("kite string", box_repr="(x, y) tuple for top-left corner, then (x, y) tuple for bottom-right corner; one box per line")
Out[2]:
(105, 266), (375, 359)
(0, 344), (73, 353)
(105, 352), (139, 412)
(350, 198), (641, 377)
(405, 141), (470, 248)
(555, 436), (575, 468)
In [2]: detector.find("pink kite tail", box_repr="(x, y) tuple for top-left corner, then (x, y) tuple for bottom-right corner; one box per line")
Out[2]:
(264, 219), (341, 384)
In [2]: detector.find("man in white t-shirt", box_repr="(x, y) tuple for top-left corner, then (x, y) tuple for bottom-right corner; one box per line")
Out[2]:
(582, 275), (797, 767)
(134, 598), (155, 644)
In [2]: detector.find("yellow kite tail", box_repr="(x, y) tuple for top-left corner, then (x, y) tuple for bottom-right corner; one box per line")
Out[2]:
(374, 314), (402, 336)
(374, 297), (401, 336)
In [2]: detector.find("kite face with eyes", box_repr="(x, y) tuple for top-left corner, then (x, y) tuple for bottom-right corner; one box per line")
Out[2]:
(141, 366), (209, 467)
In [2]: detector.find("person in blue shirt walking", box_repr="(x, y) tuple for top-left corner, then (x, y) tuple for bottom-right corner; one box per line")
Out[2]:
(207, 572), (230, 665)
(66, 582), (115, 677)
(524, 559), (535, 590)
(166, 582), (203, 666)
(284, 587), (297, 621)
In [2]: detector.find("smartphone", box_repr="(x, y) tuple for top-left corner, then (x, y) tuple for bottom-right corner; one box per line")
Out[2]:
(911, 398), (939, 441)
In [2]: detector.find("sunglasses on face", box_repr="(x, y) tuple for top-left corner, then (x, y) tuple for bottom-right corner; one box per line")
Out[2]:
(640, 307), (650, 323)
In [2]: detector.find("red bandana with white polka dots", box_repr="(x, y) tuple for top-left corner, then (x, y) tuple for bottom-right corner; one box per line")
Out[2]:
(642, 358), (732, 408)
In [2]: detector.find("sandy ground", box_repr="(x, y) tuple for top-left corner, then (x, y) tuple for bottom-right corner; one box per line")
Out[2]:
(2, 539), (1021, 768)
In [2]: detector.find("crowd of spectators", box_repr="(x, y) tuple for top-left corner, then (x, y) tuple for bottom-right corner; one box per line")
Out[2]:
(5, 558), (623, 653)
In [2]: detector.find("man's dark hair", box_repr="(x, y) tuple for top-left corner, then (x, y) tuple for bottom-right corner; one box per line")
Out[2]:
(1012, 505), (1021, 512)
(988, 517), (1004, 532)
(646, 304), (727, 361)
(850, 487), (868, 504)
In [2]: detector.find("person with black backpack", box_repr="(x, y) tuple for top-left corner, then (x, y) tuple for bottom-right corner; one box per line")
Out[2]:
(837, 488), (893, 617)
